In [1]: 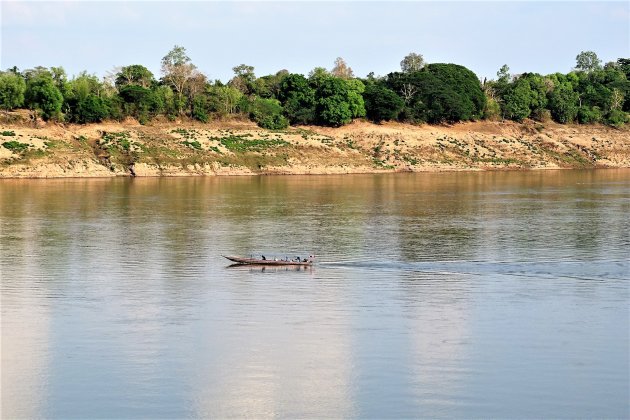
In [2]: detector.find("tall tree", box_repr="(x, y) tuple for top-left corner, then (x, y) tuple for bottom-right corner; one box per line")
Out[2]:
(400, 52), (425, 73)
(575, 51), (602, 73)
(308, 67), (330, 89)
(161, 45), (196, 115)
(0, 72), (26, 111)
(229, 64), (256, 94)
(363, 82), (404, 123)
(331, 57), (354, 79)
(278, 73), (316, 125)
(24, 69), (63, 120)
(115, 65), (155, 89)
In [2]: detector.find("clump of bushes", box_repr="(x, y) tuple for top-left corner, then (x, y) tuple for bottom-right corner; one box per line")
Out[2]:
(2, 140), (30, 152)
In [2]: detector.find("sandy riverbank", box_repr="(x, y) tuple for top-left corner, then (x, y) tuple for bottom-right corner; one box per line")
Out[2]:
(1, 114), (628, 178)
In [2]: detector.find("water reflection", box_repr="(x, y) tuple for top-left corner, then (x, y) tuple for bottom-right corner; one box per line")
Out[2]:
(1, 170), (628, 418)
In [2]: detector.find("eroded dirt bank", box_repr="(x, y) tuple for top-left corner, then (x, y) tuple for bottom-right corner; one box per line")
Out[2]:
(1, 115), (628, 178)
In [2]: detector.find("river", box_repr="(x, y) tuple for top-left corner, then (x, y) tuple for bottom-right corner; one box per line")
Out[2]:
(1, 170), (628, 418)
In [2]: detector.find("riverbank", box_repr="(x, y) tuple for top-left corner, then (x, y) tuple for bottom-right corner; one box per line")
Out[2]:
(1, 114), (628, 178)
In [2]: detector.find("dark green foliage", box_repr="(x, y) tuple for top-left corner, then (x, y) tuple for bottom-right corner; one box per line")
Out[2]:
(181, 140), (202, 150)
(252, 70), (288, 98)
(502, 80), (532, 121)
(249, 97), (289, 130)
(3, 51), (626, 129)
(115, 65), (155, 89)
(2, 140), (30, 152)
(24, 71), (63, 120)
(317, 95), (352, 127)
(577, 106), (603, 124)
(100, 131), (132, 151)
(278, 74), (316, 125)
(548, 81), (579, 123)
(0, 72), (26, 111)
(606, 109), (628, 127)
(216, 135), (289, 152)
(363, 82), (404, 123)
(192, 95), (209, 122)
(346, 79), (366, 119)
(500, 74), (548, 122)
(1, 130), (16, 136)
(118, 85), (162, 121)
(69, 94), (109, 123)
(386, 63), (485, 123)
(314, 77), (363, 126)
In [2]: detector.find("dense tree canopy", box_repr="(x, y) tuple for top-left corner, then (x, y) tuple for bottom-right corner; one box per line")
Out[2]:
(0, 71), (26, 111)
(0, 49), (627, 128)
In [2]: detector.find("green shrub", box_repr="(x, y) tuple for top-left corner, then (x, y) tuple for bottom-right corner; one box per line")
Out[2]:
(181, 140), (202, 150)
(483, 98), (501, 121)
(577, 106), (603, 124)
(2, 140), (30, 152)
(250, 97), (289, 129)
(216, 135), (288, 152)
(1, 130), (16, 136)
(605, 109), (628, 127)
(363, 82), (404, 123)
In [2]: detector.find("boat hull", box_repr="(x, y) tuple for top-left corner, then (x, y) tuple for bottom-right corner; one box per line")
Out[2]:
(223, 255), (313, 266)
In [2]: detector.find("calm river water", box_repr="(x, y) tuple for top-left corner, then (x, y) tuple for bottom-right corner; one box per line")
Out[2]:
(1, 170), (629, 418)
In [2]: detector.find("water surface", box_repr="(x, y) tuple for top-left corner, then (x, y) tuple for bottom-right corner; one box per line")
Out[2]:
(1, 170), (629, 418)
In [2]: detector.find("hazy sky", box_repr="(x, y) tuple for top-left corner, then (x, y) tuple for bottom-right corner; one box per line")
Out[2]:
(1, 1), (629, 82)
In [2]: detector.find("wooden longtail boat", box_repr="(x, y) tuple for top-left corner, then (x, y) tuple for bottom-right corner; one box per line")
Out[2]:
(223, 255), (314, 266)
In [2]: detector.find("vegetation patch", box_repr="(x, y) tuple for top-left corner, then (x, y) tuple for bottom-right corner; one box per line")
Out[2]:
(181, 140), (202, 150)
(2, 140), (30, 153)
(99, 131), (133, 152)
(213, 135), (289, 152)
(171, 128), (200, 140)
(1, 130), (16, 136)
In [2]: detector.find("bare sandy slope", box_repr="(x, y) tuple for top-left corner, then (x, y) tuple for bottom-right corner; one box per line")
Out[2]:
(0, 114), (628, 178)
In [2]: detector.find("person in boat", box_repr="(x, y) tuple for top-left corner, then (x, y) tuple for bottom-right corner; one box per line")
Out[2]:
(261, 255), (266, 260)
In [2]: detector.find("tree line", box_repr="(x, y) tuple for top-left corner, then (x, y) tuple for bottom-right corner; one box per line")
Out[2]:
(0, 47), (628, 128)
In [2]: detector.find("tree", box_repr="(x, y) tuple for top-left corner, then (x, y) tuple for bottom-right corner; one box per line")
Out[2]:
(0, 72), (26, 111)
(308, 67), (330, 89)
(161, 45), (196, 115)
(184, 72), (208, 115)
(346, 79), (366, 118)
(494, 64), (512, 99)
(249, 97), (288, 129)
(24, 69), (63, 120)
(278, 73), (316, 125)
(65, 72), (110, 122)
(500, 73), (548, 121)
(363, 82), (404, 123)
(229, 64), (256, 94)
(192, 94), (209, 122)
(315, 77), (352, 126)
(502, 78), (532, 121)
(548, 81), (579, 123)
(400, 52), (425, 73)
(72, 94), (109, 123)
(115, 65), (155, 89)
(575, 51), (602, 73)
(208, 85), (243, 115)
(423, 63), (486, 122)
(253, 70), (289, 98)
(118, 85), (161, 122)
(331, 57), (354, 79)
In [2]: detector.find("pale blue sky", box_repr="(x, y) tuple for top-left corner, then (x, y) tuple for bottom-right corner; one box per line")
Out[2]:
(1, 1), (629, 82)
